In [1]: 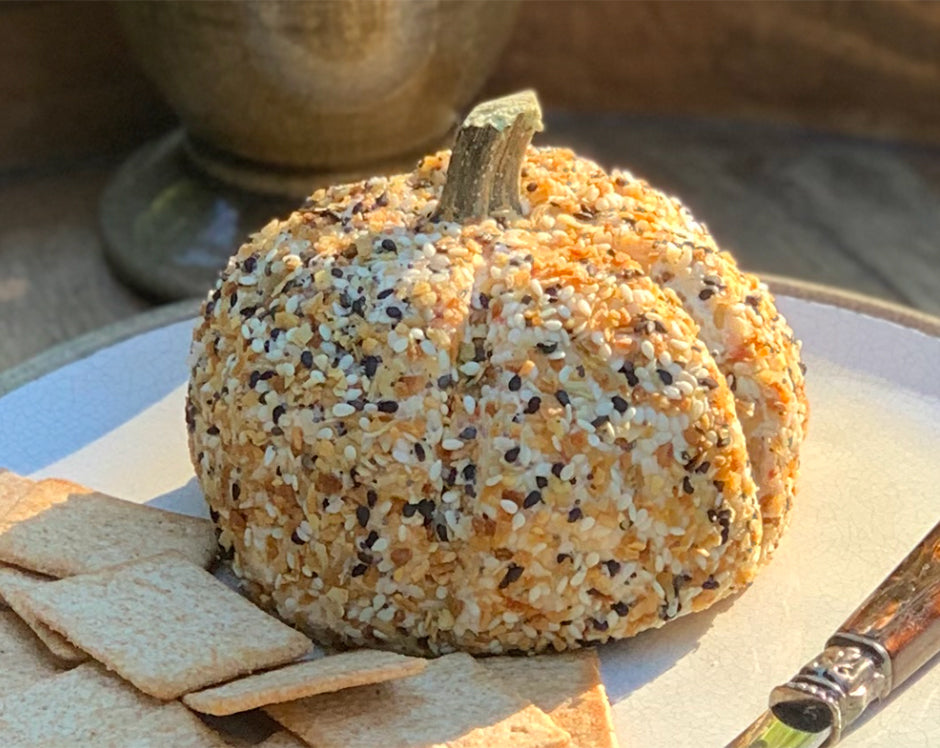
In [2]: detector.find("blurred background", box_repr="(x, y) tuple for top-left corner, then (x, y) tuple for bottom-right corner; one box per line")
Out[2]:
(1, 0), (938, 373)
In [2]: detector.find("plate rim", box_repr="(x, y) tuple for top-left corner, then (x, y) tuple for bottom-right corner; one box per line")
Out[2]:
(1, 275), (938, 399)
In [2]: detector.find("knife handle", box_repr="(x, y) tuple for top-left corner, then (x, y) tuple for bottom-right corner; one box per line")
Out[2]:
(769, 519), (940, 744)
(831, 518), (940, 692)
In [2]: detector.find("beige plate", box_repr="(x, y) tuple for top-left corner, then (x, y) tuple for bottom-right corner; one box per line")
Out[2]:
(0, 279), (938, 746)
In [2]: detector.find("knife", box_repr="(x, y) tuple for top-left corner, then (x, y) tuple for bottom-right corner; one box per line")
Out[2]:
(727, 519), (940, 748)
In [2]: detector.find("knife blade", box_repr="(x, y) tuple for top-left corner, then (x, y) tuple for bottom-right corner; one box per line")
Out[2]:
(727, 519), (940, 748)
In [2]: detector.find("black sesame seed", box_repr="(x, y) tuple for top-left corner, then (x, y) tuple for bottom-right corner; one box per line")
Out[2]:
(402, 503), (417, 518)
(363, 355), (380, 378)
(698, 376), (719, 389)
(555, 390), (571, 407)
(478, 293), (490, 309)
(591, 415), (609, 428)
(523, 490), (542, 509)
(683, 476), (694, 494)
(208, 507), (220, 523)
(364, 530), (379, 548)
(611, 395), (629, 414)
(367, 489), (378, 507)
(592, 618), (609, 632)
(459, 426), (477, 440)
(462, 464), (476, 481)
(299, 350), (314, 368)
(260, 370), (275, 381)
(356, 505), (370, 528)
(231, 483), (241, 501)
(551, 463), (564, 478)
(612, 601), (630, 616)
(376, 400), (399, 414)
(437, 374), (453, 389)
(504, 446), (520, 463)
(414, 443), (426, 461)
(498, 563), (524, 589)
(696, 461), (711, 474)
(242, 256), (257, 273)
(699, 287), (715, 301)
(520, 294), (532, 304)
(387, 307), (403, 321)
(331, 267), (343, 278)
(380, 238), (397, 252)
(271, 404), (286, 424)
(536, 475), (548, 489)
(417, 499), (435, 519)
(508, 374), (522, 391)
(436, 524), (448, 542)
(377, 289), (394, 301)
(536, 342), (557, 354)
(206, 425), (220, 436)
(702, 575), (719, 590)
(524, 396), (541, 414)
(657, 369), (673, 385)
(444, 467), (458, 486)
(605, 560), (622, 576)
(526, 181), (538, 192)
(567, 507), (583, 522)
(351, 563), (368, 577)
(290, 529), (304, 545)
(556, 553), (572, 563)
(620, 362), (639, 387)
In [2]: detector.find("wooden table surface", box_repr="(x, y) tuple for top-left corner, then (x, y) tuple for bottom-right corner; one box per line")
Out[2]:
(1, 112), (938, 376)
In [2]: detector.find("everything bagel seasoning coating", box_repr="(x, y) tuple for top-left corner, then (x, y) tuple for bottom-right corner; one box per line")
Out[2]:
(187, 122), (806, 655)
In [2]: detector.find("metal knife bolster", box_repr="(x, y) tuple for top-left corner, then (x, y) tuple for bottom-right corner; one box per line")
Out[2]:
(769, 520), (940, 746)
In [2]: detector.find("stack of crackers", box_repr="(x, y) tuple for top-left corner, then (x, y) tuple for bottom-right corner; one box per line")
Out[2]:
(0, 470), (619, 747)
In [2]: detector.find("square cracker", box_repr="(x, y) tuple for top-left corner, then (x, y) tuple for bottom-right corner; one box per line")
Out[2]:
(265, 651), (572, 748)
(183, 648), (427, 716)
(0, 470), (34, 526)
(0, 565), (88, 664)
(0, 662), (229, 746)
(0, 610), (62, 696)
(0, 478), (218, 575)
(481, 651), (619, 748)
(18, 552), (313, 700)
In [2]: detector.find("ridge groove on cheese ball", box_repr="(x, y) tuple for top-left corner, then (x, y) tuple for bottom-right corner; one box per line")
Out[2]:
(187, 92), (806, 656)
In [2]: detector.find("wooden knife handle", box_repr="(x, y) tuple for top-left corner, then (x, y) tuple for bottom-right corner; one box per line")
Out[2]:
(834, 519), (940, 691)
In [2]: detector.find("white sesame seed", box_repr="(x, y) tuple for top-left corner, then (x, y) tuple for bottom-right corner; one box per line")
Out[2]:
(511, 513), (526, 530)
(429, 459), (443, 481)
(486, 474), (504, 487)
(580, 516), (597, 531)
(332, 403), (356, 417)
(391, 336), (409, 354)
(459, 361), (481, 376)
(543, 319), (563, 332)
(442, 438), (463, 451)
(641, 340), (655, 359)
(344, 445), (357, 460)
(463, 395), (476, 414)
(499, 500), (519, 515)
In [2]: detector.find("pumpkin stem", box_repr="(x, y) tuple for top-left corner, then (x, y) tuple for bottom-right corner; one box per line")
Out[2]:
(434, 90), (544, 223)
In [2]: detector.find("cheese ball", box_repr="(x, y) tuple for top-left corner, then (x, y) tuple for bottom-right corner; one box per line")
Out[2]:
(186, 145), (807, 655)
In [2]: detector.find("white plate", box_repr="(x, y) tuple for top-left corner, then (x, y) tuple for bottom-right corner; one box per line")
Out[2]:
(1, 292), (938, 747)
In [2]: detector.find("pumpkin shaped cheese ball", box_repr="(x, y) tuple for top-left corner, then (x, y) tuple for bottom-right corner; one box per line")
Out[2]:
(187, 92), (808, 655)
